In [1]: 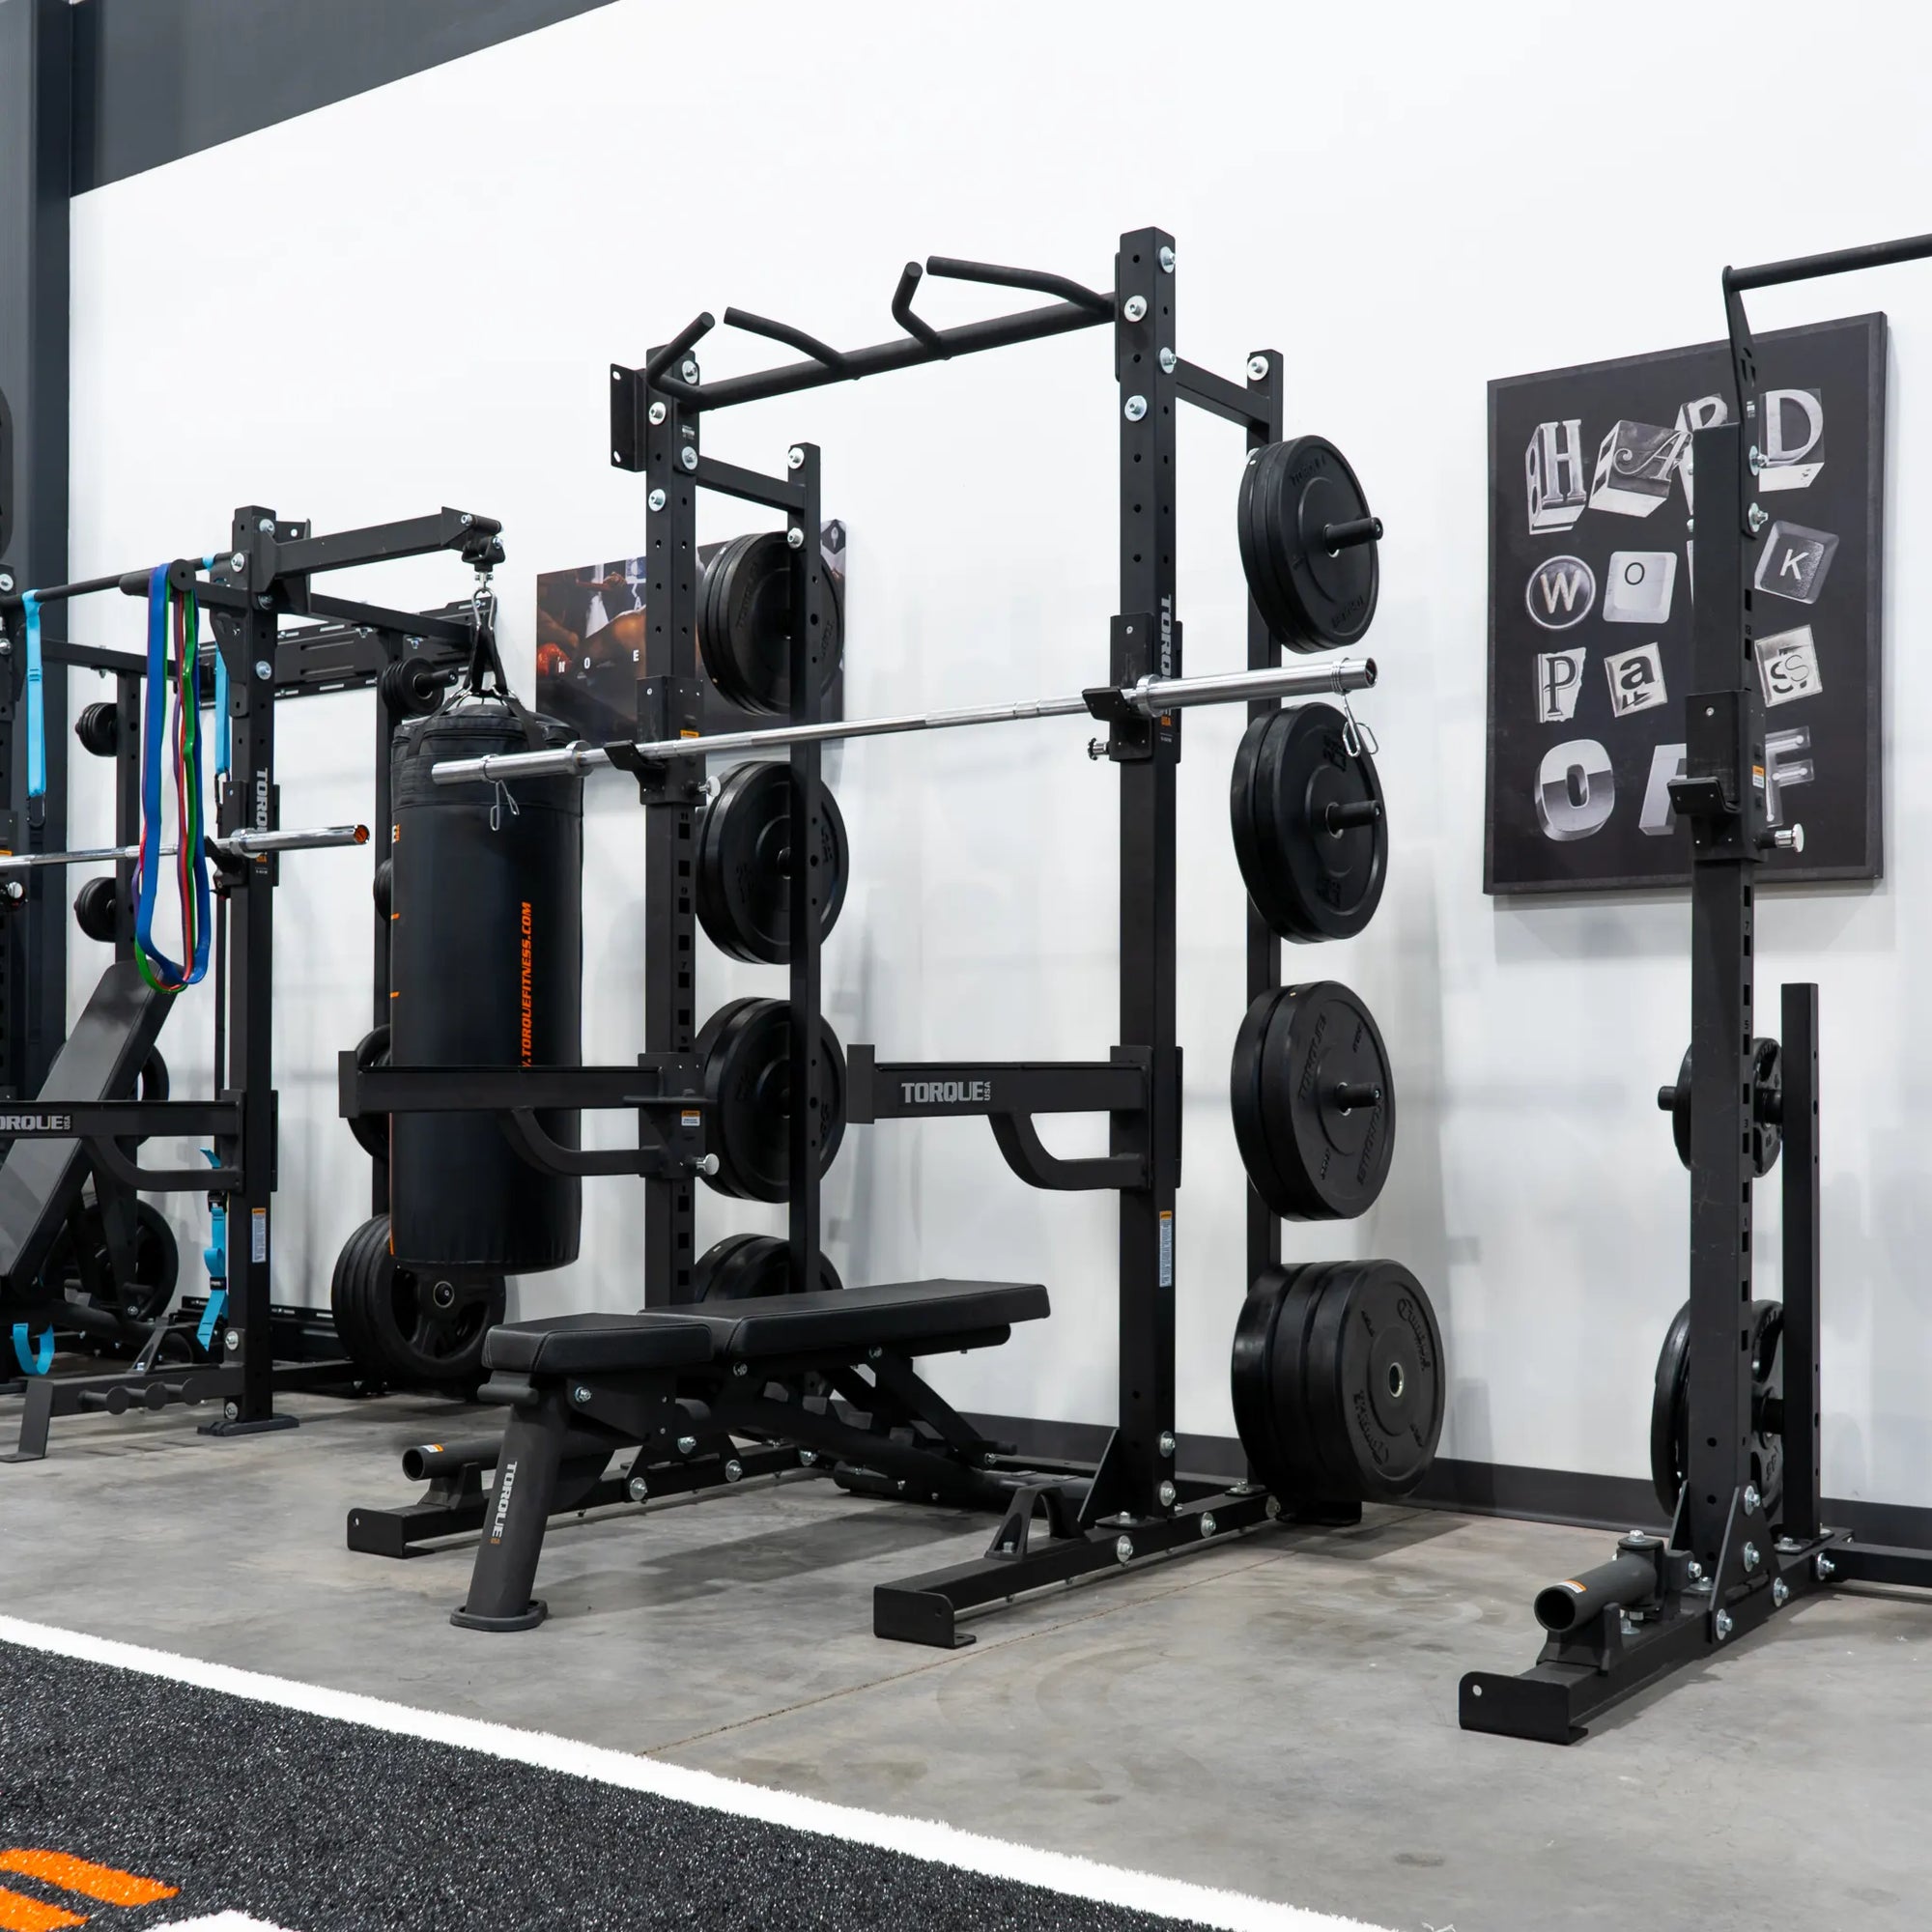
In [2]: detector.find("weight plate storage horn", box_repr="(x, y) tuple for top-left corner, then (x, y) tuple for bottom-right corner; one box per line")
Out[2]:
(698, 531), (843, 716)
(1230, 701), (1386, 942)
(696, 762), (850, 964)
(696, 997), (847, 1203)
(1662, 1037), (1782, 1177)
(694, 1233), (845, 1300)
(1231, 1259), (1443, 1503)
(1236, 436), (1380, 652)
(1231, 980), (1395, 1220)
(1649, 1297), (1785, 1520)
(329, 1213), (503, 1388)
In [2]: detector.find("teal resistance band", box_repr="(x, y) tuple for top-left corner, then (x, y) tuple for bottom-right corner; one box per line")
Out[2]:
(198, 1148), (227, 1350)
(11, 1322), (53, 1377)
(22, 590), (43, 799)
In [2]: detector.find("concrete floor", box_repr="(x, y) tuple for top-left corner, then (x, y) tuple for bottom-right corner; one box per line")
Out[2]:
(1, 1391), (1927, 1932)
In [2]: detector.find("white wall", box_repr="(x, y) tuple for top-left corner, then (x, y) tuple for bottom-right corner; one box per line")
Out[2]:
(61, 0), (1932, 1501)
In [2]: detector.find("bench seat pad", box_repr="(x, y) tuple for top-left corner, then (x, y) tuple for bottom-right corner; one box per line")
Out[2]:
(483, 1312), (715, 1377)
(483, 1280), (1048, 1378)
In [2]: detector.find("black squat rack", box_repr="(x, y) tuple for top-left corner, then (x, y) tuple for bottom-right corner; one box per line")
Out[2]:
(1463, 230), (1932, 1743)
(350, 226), (1414, 1645)
(0, 507), (497, 1458)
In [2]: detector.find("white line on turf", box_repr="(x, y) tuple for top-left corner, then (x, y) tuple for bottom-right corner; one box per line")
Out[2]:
(0, 1613), (1392, 1932)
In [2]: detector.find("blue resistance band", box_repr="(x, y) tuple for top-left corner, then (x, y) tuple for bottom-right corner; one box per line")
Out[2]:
(22, 591), (43, 799)
(214, 641), (231, 776)
(11, 1322), (54, 1377)
(132, 563), (212, 988)
(198, 1148), (227, 1351)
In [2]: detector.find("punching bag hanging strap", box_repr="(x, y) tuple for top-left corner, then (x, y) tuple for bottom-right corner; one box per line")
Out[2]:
(463, 575), (548, 753)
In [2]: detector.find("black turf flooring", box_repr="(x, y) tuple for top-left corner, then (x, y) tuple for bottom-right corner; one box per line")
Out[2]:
(0, 1640), (1218, 1931)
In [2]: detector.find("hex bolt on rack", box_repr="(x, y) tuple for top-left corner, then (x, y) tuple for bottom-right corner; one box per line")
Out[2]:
(347, 229), (1397, 1640)
(1462, 229), (1932, 1743)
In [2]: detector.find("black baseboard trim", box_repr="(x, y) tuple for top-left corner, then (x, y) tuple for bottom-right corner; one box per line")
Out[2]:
(965, 1413), (1932, 1547)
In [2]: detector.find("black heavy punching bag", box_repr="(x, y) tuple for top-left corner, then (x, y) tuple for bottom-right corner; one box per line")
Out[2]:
(388, 691), (583, 1272)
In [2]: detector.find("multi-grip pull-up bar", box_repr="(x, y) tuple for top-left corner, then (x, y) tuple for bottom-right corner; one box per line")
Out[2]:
(640, 255), (1117, 413)
(429, 658), (1378, 787)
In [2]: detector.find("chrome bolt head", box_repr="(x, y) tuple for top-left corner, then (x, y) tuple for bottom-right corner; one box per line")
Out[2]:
(1158, 1480), (1178, 1507)
(0, 571), (14, 592)
(1200, 1513), (1217, 1538)
(1747, 502), (1769, 533)
(786, 526), (805, 549)
(1773, 1577), (1790, 1607)
(1748, 443), (1763, 472)
(1114, 1535), (1134, 1565)
(787, 445), (806, 469)
(1124, 394), (1148, 422)
(676, 1435), (696, 1456)
(223, 1330), (240, 1352)
(647, 488), (667, 511)
(254, 659), (273, 680)
(732, 1361), (748, 1377)
(1816, 1552), (1837, 1582)
(1714, 1607), (1734, 1641)
(648, 400), (668, 425)
(1122, 295), (1147, 322)
(798, 1449), (817, 1466)
(680, 357), (699, 382)
(1158, 347), (1177, 373)
(572, 1384), (590, 1405)
(229, 552), (246, 573)
(223, 1401), (240, 1420)
(1158, 1430), (1176, 1458)
(1743, 1483), (1762, 1515)
(724, 1459), (744, 1482)
(679, 445), (698, 472)
(628, 1476), (649, 1503)
(258, 517), (274, 532)
(1743, 1541), (1761, 1572)
(1246, 355), (1268, 381)
(1158, 244), (1176, 272)
(1686, 1559), (1705, 1582)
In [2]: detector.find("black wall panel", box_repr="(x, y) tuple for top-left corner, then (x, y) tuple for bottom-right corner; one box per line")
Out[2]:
(72, 0), (618, 192)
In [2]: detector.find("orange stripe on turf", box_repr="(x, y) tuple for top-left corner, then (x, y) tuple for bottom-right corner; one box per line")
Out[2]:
(0, 1849), (177, 1905)
(0, 1886), (86, 1931)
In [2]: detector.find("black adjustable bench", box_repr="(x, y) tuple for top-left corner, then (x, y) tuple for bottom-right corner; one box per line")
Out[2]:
(451, 1277), (1050, 1631)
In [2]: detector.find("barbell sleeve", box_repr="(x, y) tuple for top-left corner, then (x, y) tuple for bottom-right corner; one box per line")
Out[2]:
(430, 657), (1378, 787)
(0, 823), (368, 870)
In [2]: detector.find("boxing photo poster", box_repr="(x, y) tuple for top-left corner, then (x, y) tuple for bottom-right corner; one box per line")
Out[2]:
(535, 521), (846, 740)
(1483, 316), (1885, 894)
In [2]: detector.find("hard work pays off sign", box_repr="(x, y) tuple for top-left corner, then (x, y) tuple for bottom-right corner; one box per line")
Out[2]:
(1484, 315), (1884, 893)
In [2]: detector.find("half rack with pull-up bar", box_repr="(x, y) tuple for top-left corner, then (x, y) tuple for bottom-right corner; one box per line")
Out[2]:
(350, 228), (1435, 1649)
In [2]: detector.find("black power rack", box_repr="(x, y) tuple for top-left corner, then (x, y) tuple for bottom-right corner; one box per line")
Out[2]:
(1463, 231), (1932, 1743)
(623, 229), (1344, 1643)
(0, 509), (495, 1458)
(343, 228), (1380, 1642)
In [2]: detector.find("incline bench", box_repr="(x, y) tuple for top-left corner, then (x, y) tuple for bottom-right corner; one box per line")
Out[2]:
(449, 1277), (1052, 1631)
